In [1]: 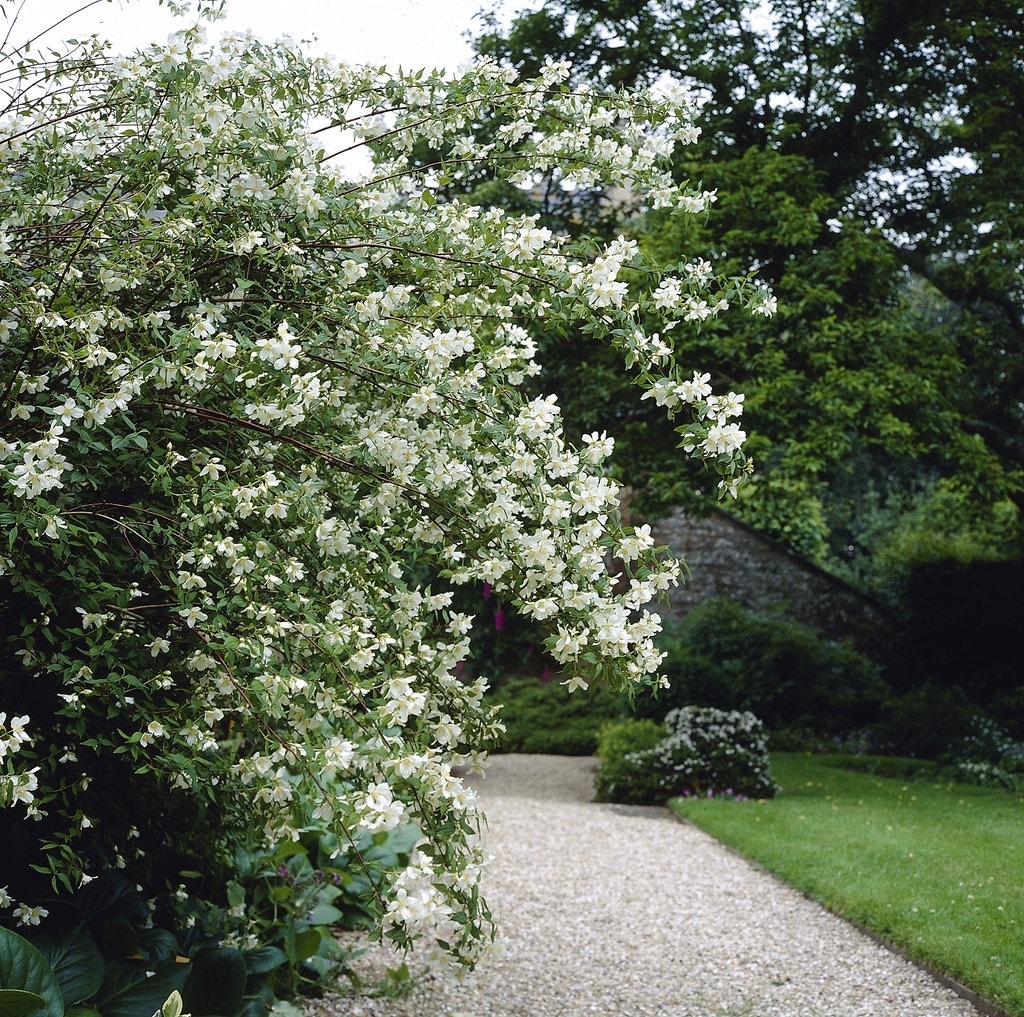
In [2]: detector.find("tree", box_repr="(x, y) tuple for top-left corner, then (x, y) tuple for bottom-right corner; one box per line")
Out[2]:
(0, 2), (766, 968)
(473, 0), (1024, 564)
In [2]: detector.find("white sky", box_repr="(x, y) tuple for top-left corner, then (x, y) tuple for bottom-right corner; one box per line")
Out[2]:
(3, 0), (501, 70)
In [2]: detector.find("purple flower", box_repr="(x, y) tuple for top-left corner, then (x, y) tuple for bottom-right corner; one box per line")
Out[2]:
(494, 604), (504, 631)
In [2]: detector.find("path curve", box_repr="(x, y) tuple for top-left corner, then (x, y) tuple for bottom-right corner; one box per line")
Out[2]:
(313, 754), (984, 1017)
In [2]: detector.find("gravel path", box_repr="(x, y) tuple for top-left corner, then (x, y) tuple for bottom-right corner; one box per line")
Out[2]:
(313, 754), (986, 1016)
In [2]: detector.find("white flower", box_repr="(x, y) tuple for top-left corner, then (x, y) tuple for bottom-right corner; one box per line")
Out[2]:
(178, 606), (208, 628)
(703, 423), (747, 456)
(75, 608), (108, 629)
(13, 903), (49, 926)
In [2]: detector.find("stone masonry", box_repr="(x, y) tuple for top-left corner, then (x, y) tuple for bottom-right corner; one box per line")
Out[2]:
(648, 508), (892, 659)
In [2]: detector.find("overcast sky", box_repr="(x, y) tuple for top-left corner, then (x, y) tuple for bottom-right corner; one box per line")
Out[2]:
(3, 0), (504, 70)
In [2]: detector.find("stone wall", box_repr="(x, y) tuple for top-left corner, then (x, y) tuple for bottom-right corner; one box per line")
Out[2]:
(648, 508), (892, 659)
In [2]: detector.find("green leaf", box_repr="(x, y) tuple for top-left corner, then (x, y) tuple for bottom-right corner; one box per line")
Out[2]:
(306, 904), (343, 926)
(74, 874), (149, 934)
(159, 992), (183, 1017)
(291, 931), (320, 964)
(181, 949), (245, 1017)
(0, 989), (47, 1017)
(34, 935), (104, 1006)
(224, 883), (245, 910)
(0, 929), (63, 1017)
(235, 1000), (270, 1017)
(93, 964), (188, 1017)
(240, 948), (286, 977)
(136, 932), (179, 967)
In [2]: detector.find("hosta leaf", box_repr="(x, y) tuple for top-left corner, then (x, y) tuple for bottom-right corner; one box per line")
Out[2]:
(0, 929), (63, 1017)
(0, 989), (47, 1017)
(93, 964), (187, 1017)
(34, 935), (104, 1006)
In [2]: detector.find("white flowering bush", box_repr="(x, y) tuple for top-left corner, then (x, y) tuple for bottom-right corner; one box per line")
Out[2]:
(0, 1), (770, 970)
(942, 717), (1024, 792)
(595, 707), (777, 805)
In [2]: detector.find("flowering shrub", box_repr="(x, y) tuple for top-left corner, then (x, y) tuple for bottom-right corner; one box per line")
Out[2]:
(595, 707), (777, 805)
(0, 1), (770, 970)
(941, 717), (1024, 792)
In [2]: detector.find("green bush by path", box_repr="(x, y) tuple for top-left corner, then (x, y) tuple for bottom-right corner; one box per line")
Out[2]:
(593, 719), (666, 803)
(672, 753), (1024, 1016)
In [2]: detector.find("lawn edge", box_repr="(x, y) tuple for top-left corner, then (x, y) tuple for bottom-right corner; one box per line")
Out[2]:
(667, 807), (1016, 1017)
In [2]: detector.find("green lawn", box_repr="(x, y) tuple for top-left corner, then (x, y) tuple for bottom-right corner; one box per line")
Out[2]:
(671, 752), (1024, 1016)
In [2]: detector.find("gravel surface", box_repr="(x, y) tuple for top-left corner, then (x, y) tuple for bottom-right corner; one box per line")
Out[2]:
(310, 754), (984, 1017)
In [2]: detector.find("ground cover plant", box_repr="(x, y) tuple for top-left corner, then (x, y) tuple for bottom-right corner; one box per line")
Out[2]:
(672, 753), (1024, 1015)
(0, 0), (771, 990)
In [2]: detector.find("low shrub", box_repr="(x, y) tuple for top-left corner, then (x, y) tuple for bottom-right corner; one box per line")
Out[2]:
(487, 678), (627, 755)
(872, 683), (980, 758)
(593, 719), (666, 804)
(939, 716), (1024, 791)
(829, 754), (940, 781)
(594, 706), (777, 805)
(634, 599), (886, 738)
(0, 790), (416, 1017)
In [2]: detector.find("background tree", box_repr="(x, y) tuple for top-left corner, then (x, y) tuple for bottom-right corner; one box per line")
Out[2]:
(472, 0), (1024, 568)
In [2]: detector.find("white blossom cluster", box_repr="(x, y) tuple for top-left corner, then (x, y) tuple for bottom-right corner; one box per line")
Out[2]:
(0, 883), (49, 927)
(0, 8), (771, 969)
(607, 706), (777, 801)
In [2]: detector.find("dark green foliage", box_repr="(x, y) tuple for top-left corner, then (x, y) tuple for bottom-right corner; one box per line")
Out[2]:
(473, 0), (1024, 569)
(827, 476), (1023, 606)
(0, 571), (240, 909)
(487, 678), (627, 755)
(635, 599), (886, 737)
(888, 558), (1024, 720)
(0, 929), (63, 1017)
(594, 707), (777, 805)
(0, 817), (413, 1017)
(828, 755), (940, 781)
(872, 684), (982, 759)
(592, 720), (666, 804)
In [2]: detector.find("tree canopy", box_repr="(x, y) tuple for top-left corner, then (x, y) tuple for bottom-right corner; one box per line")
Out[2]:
(473, 0), (1024, 566)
